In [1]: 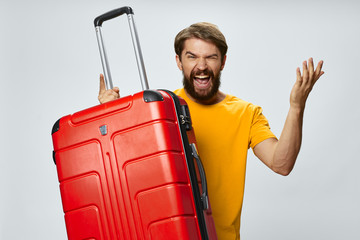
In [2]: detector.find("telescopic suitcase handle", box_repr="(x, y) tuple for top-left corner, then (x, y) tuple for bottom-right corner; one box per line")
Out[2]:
(94, 6), (149, 91)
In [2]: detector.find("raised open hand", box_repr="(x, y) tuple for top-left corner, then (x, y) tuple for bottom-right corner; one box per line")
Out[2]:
(290, 58), (324, 110)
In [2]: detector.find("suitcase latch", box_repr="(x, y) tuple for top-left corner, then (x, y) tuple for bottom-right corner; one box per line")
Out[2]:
(180, 105), (192, 131)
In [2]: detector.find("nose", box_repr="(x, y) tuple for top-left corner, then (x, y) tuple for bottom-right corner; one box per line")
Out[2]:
(196, 57), (207, 71)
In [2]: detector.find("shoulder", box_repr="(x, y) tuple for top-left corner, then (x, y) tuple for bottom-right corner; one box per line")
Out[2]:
(224, 94), (260, 112)
(173, 88), (184, 96)
(221, 95), (268, 124)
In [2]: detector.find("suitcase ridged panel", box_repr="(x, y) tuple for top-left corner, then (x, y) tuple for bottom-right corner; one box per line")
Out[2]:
(148, 216), (200, 240)
(122, 151), (199, 239)
(113, 121), (182, 163)
(70, 95), (132, 124)
(137, 185), (199, 239)
(56, 141), (115, 239)
(64, 205), (104, 239)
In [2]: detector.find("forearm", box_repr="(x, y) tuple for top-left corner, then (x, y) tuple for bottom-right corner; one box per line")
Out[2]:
(272, 106), (304, 175)
(254, 58), (323, 175)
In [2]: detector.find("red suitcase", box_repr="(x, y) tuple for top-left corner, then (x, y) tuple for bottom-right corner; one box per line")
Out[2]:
(51, 7), (217, 240)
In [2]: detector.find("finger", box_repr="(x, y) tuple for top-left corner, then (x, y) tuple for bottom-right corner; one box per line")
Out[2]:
(308, 57), (314, 77)
(110, 89), (120, 98)
(99, 74), (106, 94)
(113, 87), (120, 93)
(296, 67), (302, 84)
(107, 88), (120, 97)
(302, 60), (309, 84)
(314, 60), (324, 79)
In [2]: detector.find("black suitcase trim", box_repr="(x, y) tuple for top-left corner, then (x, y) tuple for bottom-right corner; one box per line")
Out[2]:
(52, 118), (61, 135)
(143, 90), (164, 102)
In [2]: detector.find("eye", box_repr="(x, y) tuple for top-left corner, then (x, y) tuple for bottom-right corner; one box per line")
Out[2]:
(207, 55), (218, 60)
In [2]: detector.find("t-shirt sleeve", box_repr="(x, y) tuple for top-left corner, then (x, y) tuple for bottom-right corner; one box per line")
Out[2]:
(249, 105), (277, 149)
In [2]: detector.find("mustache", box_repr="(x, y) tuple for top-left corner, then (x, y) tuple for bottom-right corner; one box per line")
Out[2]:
(190, 69), (214, 79)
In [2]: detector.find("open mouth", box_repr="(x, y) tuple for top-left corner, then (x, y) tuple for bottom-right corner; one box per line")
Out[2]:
(194, 75), (211, 89)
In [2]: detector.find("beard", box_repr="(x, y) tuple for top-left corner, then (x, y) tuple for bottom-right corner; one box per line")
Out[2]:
(182, 68), (221, 102)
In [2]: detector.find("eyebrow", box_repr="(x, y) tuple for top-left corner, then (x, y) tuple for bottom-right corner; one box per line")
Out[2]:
(184, 51), (219, 58)
(185, 51), (196, 56)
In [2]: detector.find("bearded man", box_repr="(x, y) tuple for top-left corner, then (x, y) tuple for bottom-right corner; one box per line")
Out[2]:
(98, 22), (324, 240)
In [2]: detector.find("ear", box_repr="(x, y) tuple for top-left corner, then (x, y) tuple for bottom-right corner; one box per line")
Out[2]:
(176, 55), (183, 71)
(220, 55), (227, 70)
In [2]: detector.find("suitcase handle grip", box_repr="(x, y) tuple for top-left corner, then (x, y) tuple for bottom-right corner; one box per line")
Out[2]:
(190, 143), (209, 210)
(94, 6), (134, 27)
(94, 6), (149, 91)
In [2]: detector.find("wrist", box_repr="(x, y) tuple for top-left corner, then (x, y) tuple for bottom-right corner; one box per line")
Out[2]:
(289, 104), (305, 116)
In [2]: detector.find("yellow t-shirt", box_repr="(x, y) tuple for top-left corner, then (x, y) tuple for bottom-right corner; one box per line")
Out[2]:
(173, 88), (277, 240)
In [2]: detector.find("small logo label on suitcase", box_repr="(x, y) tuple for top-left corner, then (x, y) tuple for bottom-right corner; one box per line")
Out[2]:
(99, 125), (108, 136)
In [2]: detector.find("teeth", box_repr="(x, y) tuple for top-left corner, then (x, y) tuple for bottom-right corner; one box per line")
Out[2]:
(195, 75), (209, 79)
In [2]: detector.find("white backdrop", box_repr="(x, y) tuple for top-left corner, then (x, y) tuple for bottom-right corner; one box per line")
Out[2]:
(1, 0), (359, 239)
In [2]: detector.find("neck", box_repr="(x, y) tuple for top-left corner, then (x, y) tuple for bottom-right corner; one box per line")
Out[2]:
(184, 89), (226, 105)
